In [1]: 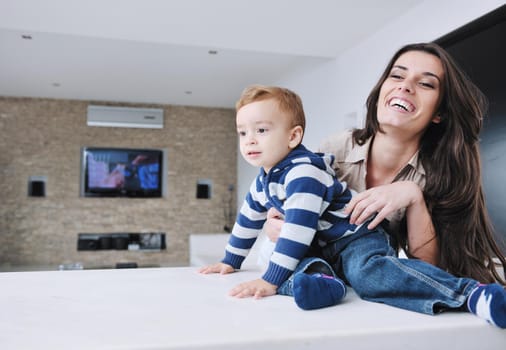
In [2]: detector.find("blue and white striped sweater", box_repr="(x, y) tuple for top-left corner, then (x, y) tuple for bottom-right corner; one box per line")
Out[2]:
(223, 145), (361, 286)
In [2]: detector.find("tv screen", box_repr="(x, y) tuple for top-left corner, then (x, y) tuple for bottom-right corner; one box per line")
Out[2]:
(81, 147), (164, 198)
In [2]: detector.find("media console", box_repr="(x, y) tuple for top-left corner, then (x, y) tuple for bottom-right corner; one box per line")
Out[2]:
(77, 232), (166, 251)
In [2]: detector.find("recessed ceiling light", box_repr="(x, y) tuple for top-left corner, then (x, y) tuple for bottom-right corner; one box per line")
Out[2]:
(21, 35), (32, 40)
(208, 50), (218, 55)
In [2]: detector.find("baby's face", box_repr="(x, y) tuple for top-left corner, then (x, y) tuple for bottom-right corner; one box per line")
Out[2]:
(236, 98), (295, 172)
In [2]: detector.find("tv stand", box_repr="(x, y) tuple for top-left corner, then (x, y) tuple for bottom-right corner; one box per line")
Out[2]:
(77, 232), (166, 251)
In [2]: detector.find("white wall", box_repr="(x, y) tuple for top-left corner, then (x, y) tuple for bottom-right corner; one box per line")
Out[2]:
(237, 0), (505, 209)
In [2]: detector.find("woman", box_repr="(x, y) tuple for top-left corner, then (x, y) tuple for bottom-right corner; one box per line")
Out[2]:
(267, 42), (506, 285)
(258, 44), (506, 328)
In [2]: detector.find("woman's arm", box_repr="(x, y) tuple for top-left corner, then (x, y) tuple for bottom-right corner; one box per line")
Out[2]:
(344, 181), (439, 265)
(404, 185), (439, 265)
(263, 207), (284, 243)
(265, 181), (439, 265)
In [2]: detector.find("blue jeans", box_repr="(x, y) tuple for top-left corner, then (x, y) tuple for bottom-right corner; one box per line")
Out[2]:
(320, 225), (479, 315)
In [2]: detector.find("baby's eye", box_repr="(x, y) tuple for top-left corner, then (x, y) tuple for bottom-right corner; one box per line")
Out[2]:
(257, 128), (267, 134)
(238, 131), (246, 137)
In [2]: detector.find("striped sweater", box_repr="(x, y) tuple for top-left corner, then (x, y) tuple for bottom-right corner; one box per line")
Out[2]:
(222, 144), (361, 286)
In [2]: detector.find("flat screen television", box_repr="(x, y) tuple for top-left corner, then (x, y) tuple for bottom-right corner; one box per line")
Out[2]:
(80, 147), (165, 198)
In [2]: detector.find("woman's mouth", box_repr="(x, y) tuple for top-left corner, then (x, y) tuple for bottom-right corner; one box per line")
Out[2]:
(388, 97), (415, 112)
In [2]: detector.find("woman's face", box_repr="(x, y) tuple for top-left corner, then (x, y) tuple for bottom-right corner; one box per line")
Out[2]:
(376, 50), (444, 137)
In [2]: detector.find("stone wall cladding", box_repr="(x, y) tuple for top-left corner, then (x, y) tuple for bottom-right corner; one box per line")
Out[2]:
(0, 97), (237, 269)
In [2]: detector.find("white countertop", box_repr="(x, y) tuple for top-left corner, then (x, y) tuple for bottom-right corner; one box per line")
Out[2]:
(0, 266), (504, 349)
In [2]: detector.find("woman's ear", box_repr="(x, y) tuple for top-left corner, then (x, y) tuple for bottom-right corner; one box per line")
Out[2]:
(288, 126), (304, 149)
(432, 113), (442, 124)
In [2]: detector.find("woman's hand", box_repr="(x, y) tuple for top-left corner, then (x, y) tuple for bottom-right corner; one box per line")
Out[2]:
(229, 278), (277, 299)
(264, 207), (284, 243)
(344, 181), (422, 229)
(345, 181), (438, 265)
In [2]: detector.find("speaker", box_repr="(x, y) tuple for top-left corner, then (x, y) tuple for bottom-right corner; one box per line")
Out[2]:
(115, 262), (138, 269)
(196, 184), (210, 199)
(28, 179), (46, 197)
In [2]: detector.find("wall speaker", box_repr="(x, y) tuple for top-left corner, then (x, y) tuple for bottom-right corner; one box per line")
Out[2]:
(196, 184), (210, 199)
(28, 176), (47, 197)
(196, 179), (212, 199)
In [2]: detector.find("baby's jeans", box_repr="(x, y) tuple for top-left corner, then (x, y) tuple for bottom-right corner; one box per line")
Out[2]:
(321, 225), (479, 315)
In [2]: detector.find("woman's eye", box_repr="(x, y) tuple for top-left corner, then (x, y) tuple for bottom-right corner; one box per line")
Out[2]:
(389, 73), (403, 80)
(419, 82), (435, 89)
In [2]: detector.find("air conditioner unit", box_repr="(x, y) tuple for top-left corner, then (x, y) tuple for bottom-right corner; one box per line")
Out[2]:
(87, 105), (164, 129)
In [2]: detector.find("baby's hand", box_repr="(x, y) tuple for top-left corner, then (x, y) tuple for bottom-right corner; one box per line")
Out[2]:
(229, 278), (277, 299)
(199, 262), (235, 275)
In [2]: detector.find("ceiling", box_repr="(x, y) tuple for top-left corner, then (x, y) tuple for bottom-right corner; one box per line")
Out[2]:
(0, 0), (422, 108)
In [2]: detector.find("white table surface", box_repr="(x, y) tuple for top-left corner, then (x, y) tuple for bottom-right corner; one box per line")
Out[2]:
(0, 266), (504, 350)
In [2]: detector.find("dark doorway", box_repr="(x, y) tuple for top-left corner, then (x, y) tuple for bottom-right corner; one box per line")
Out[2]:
(435, 5), (506, 254)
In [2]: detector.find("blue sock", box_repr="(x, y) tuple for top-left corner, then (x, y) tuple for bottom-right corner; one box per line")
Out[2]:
(293, 273), (346, 310)
(467, 283), (506, 328)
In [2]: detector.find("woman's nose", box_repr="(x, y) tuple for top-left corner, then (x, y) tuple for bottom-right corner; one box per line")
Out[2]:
(398, 80), (414, 93)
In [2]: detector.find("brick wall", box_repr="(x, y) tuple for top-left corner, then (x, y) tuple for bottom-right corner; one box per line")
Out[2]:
(0, 97), (237, 270)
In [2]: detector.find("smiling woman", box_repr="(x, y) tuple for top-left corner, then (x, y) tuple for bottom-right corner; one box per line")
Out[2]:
(343, 43), (506, 285)
(260, 42), (506, 327)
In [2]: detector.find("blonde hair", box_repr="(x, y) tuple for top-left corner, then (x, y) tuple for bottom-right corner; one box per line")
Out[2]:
(236, 85), (306, 134)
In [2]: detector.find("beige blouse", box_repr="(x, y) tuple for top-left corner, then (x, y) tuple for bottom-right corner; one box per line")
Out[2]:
(318, 129), (426, 237)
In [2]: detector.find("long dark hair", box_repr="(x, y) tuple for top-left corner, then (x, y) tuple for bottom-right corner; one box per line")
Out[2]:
(354, 42), (505, 284)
